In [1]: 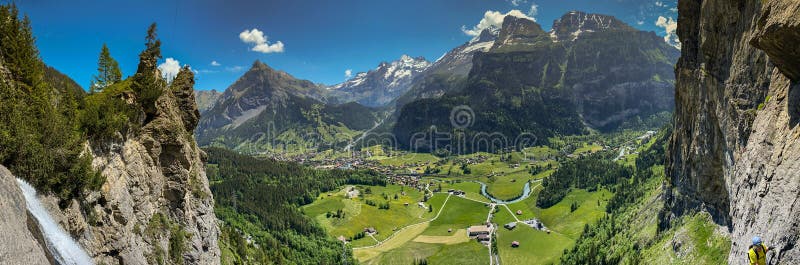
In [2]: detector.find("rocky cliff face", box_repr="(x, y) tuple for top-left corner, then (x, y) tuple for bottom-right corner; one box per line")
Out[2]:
(666, 0), (800, 263)
(194, 89), (221, 114)
(0, 165), (50, 265)
(40, 66), (221, 264)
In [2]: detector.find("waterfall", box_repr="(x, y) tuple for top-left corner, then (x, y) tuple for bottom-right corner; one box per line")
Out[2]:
(16, 179), (94, 265)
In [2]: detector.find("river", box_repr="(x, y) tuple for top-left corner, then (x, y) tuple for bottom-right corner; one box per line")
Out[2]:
(476, 180), (537, 204)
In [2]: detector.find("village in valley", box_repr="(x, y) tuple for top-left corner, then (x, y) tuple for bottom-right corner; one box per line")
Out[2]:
(296, 131), (658, 264)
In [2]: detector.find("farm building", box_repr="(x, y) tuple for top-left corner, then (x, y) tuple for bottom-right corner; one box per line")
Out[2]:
(364, 227), (377, 234)
(504, 222), (517, 230)
(476, 234), (490, 242)
(511, 241), (520, 248)
(468, 225), (491, 237)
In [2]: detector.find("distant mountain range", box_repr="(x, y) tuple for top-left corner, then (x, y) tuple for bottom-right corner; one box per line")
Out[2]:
(194, 89), (221, 113)
(393, 11), (678, 153)
(195, 61), (381, 153)
(194, 11), (678, 154)
(327, 55), (431, 107)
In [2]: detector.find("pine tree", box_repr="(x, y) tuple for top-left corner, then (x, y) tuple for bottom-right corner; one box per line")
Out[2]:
(0, 4), (102, 201)
(131, 22), (165, 119)
(90, 43), (122, 92)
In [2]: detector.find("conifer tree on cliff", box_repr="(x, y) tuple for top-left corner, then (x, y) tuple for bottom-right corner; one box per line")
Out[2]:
(90, 43), (122, 92)
(131, 23), (165, 119)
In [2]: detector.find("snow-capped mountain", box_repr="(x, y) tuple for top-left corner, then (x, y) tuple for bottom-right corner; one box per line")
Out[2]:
(328, 55), (430, 107)
(392, 26), (499, 106)
(430, 26), (499, 76)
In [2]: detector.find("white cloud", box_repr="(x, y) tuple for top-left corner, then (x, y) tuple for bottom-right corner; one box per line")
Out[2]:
(239, 28), (285, 54)
(527, 3), (538, 18)
(211, 60), (221, 66)
(345, 69), (353, 79)
(509, 0), (526, 7)
(461, 9), (536, 36)
(226, 65), (244, 72)
(637, 20), (645, 25)
(158, 57), (182, 82)
(655, 1), (665, 7)
(656, 16), (680, 49)
(252, 41), (284, 53)
(197, 69), (219, 74)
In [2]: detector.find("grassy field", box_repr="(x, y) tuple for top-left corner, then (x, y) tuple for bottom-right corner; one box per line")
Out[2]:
(303, 184), (433, 242)
(496, 225), (574, 265)
(355, 222), (431, 262)
(425, 196), (489, 236)
(492, 205), (518, 226)
(427, 180), (490, 203)
(507, 188), (611, 239)
(572, 143), (603, 156)
(522, 146), (559, 160)
(484, 172), (531, 201)
(412, 229), (469, 244)
(369, 152), (440, 167)
(355, 194), (490, 265)
(363, 241), (488, 265)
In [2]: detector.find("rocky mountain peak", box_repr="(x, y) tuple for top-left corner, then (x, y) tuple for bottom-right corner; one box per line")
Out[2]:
(489, 15), (552, 51)
(469, 26), (500, 44)
(251, 59), (269, 70)
(495, 15), (547, 45)
(550, 11), (634, 41)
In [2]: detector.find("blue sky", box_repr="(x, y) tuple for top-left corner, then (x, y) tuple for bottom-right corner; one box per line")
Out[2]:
(18, 0), (677, 91)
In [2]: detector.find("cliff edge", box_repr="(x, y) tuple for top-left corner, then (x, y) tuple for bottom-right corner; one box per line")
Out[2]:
(666, 0), (800, 263)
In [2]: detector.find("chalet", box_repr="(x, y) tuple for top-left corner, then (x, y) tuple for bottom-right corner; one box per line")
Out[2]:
(511, 241), (520, 248)
(468, 225), (491, 237)
(516, 210), (523, 215)
(504, 222), (517, 230)
(364, 227), (377, 234)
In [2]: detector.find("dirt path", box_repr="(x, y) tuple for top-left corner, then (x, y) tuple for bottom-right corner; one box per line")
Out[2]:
(353, 193), (452, 251)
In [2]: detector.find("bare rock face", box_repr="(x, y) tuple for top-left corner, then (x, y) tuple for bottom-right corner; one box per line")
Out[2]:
(666, 0), (800, 263)
(0, 165), (50, 265)
(42, 66), (221, 265)
(171, 66), (201, 132)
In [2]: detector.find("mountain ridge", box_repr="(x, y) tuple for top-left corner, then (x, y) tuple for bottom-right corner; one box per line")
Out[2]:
(196, 60), (381, 153)
(392, 12), (678, 153)
(327, 54), (431, 107)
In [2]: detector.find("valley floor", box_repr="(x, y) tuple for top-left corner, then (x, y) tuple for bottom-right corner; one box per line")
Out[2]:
(297, 129), (731, 264)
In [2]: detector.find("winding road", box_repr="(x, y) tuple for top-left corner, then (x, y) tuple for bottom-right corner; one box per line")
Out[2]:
(344, 113), (390, 152)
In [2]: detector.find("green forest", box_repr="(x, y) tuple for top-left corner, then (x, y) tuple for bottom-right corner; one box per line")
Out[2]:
(536, 154), (633, 208)
(204, 147), (385, 264)
(0, 4), (179, 205)
(0, 4), (102, 202)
